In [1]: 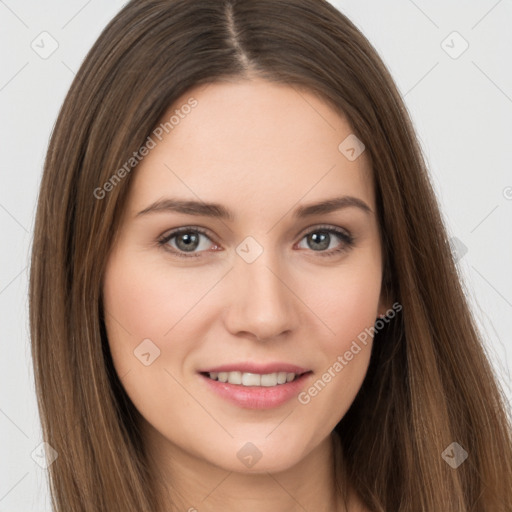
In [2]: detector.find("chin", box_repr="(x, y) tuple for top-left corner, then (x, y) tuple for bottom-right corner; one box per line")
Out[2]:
(197, 431), (319, 475)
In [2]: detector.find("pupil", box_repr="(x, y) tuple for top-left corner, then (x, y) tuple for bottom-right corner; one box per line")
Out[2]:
(177, 232), (199, 251)
(308, 232), (329, 251)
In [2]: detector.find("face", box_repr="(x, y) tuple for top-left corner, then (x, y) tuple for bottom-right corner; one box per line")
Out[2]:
(102, 78), (388, 475)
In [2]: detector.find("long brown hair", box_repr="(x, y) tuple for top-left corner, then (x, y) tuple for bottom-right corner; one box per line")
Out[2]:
(29, 0), (512, 510)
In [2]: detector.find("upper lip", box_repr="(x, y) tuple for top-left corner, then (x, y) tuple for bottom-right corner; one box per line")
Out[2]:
(199, 362), (311, 375)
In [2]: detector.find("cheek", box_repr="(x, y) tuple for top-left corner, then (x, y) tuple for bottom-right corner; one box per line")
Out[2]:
(102, 250), (219, 348)
(295, 281), (377, 431)
(293, 255), (381, 417)
(304, 255), (382, 346)
(101, 251), (204, 431)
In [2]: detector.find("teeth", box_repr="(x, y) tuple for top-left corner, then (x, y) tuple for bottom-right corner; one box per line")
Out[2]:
(242, 373), (261, 386)
(207, 371), (298, 386)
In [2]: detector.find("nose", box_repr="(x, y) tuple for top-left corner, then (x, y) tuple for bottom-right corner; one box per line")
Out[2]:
(223, 254), (300, 342)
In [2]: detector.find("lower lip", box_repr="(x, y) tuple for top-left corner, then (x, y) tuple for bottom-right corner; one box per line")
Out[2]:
(199, 372), (312, 409)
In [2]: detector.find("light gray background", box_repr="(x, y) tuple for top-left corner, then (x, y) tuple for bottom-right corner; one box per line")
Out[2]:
(1, 1), (511, 510)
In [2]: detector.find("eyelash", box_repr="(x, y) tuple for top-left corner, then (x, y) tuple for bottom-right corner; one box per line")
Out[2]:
(157, 225), (355, 259)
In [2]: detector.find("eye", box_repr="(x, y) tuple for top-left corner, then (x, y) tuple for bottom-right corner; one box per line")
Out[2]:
(296, 225), (354, 256)
(157, 227), (219, 258)
(157, 225), (355, 258)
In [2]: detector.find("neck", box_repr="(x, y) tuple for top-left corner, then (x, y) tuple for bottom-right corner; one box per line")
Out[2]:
(144, 426), (350, 512)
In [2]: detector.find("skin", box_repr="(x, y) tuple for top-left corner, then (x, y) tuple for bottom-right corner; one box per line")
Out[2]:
(102, 78), (389, 512)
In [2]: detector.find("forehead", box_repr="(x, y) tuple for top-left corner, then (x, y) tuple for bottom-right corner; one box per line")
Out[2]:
(126, 78), (375, 219)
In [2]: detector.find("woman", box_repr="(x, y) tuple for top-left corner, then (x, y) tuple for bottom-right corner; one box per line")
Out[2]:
(29, 0), (512, 510)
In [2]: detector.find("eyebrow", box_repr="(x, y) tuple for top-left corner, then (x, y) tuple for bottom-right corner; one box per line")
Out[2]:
(136, 195), (372, 220)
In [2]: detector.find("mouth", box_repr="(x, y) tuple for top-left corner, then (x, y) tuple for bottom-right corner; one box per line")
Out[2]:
(197, 364), (313, 409)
